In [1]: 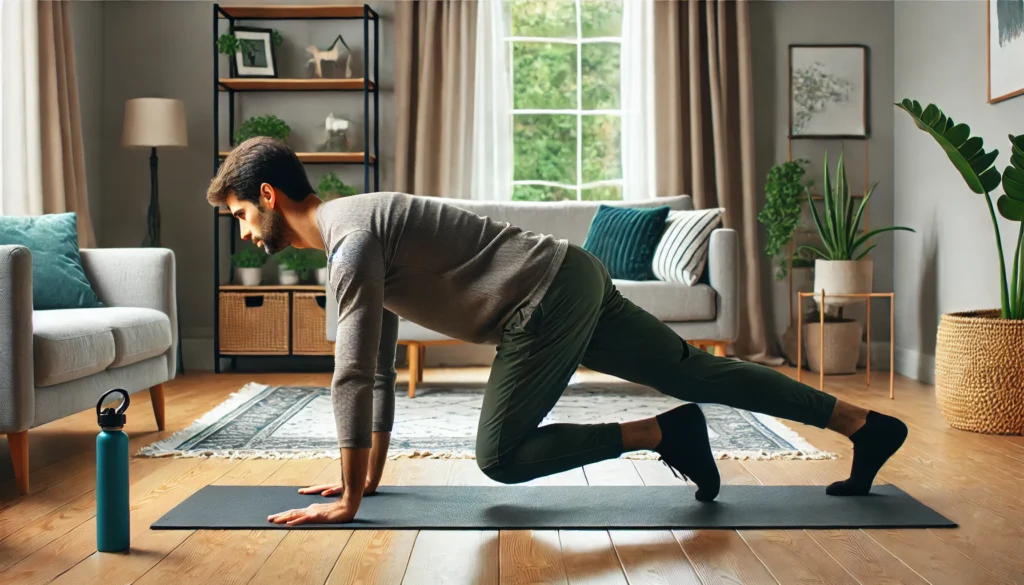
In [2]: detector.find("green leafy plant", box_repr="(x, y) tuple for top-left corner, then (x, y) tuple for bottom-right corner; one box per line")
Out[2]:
(231, 246), (267, 268)
(234, 114), (290, 144)
(275, 248), (325, 280)
(217, 31), (283, 56)
(896, 99), (1024, 319)
(799, 151), (916, 262)
(758, 159), (814, 280)
(317, 172), (358, 200)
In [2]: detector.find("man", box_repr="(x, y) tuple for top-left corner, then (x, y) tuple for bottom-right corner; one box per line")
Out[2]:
(207, 137), (909, 526)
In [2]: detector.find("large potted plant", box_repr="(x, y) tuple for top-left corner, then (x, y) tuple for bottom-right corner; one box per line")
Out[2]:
(801, 152), (916, 310)
(897, 99), (1024, 435)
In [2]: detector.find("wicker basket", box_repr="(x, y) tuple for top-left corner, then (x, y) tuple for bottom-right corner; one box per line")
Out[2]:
(218, 292), (290, 355)
(934, 309), (1024, 435)
(292, 292), (335, 355)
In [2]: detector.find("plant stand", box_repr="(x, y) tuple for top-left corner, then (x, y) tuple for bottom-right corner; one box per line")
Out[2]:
(797, 290), (896, 399)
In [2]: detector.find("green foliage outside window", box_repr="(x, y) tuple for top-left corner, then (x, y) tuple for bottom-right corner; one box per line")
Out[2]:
(510, 0), (623, 202)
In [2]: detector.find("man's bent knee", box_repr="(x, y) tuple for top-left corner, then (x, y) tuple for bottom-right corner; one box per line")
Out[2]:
(476, 457), (534, 484)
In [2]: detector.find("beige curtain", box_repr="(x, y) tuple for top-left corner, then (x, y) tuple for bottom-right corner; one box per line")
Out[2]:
(394, 0), (477, 198)
(38, 0), (94, 247)
(653, 0), (775, 363)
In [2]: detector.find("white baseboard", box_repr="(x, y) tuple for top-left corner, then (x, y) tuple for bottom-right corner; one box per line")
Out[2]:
(894, 347), (935, 385)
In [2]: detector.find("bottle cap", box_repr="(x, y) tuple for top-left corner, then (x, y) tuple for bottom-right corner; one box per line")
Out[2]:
(97, 389), (130, 429)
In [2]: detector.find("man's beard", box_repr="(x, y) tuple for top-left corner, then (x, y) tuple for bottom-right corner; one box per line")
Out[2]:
(258, 206), (290, 256)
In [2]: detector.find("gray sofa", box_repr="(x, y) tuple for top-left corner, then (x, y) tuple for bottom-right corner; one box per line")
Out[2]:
(0, 245), (177, 494)
(325, 195), (738, 396)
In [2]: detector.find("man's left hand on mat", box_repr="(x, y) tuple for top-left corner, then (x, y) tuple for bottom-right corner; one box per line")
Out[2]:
(267, 501), (356, 526)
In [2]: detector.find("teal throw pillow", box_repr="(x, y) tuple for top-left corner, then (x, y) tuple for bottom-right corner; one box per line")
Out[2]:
(0, 212), (103, 310)
(582, 205), (670, 280)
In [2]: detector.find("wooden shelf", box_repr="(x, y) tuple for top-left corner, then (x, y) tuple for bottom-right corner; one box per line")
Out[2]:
(218, 151), (375, 164)
(217, 5), (374, 20)
(220, 284), (325, 292)
(218, 78), (374, 92)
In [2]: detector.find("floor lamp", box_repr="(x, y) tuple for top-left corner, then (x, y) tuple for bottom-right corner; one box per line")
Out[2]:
(122, 98), (188, 373)
(121, 98), (188, 247)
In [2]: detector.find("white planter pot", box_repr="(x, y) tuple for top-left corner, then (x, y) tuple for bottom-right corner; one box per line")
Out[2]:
(803, 319), (862, 375)
(236, 267), (263, 287)
(813, 259), (873, 308)
(279, 269), (300, 286)
(316, 267), (328, 286)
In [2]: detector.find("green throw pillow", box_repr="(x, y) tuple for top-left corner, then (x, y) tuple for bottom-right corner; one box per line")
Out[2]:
(0, 212), (103, 310)
(582, 205), (670, 281)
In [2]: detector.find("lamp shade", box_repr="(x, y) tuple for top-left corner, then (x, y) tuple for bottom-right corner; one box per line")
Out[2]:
(121, 98), (188, 148)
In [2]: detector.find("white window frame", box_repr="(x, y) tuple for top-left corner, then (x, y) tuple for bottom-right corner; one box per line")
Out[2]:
(506, 0), (623, 201)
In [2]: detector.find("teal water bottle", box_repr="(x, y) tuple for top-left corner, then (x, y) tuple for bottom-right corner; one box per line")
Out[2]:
(96, 389), (130, 552)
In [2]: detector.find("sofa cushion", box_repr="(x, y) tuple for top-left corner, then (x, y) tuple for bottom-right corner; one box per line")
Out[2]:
(583, 205), (670, 280)
(613, 280), (717, 322)
(33, 311), (115, 387)
(33, 307), (172, 387)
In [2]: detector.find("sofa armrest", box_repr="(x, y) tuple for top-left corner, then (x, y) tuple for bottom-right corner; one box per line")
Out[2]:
(707, 228), (739, 343)
(0, 246), (35, 433)
(80, 248), (177, 380)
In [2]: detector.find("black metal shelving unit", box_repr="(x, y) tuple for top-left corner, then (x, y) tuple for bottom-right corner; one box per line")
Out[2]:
(211, 3), (379, 373)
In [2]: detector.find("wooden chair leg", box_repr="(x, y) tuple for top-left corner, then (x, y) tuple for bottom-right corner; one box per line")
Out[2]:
(407, 342), (420, 398)
(713, 342), (727, 357)
(7, 431), (28, 495)
(417, 345), (426, 383)
(150, 384), (166, 431)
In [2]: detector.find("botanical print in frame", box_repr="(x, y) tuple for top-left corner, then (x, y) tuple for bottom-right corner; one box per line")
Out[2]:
(989, 0), (1024, 103)
(789, 45), (869, 139)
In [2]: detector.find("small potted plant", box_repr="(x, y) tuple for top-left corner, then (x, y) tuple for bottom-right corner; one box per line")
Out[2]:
(758, 158), (814, 281)
(308, 250), (329, 285)
(234, 114), (291, 145)
(275, 247), (303, 285)
(232, 247), (266, 286)
(318, 172), (358, 201)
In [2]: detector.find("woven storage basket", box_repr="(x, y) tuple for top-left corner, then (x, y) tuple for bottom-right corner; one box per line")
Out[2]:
(934, 309), (1024, 435)
(292, 292), (334, 355)
(219, 292), (290, 355)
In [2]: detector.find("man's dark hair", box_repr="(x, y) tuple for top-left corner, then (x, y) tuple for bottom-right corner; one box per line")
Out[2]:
(206, 136), (315, 206)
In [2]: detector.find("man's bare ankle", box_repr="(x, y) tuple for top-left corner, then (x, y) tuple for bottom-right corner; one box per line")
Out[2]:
(620, 418), (662, 451)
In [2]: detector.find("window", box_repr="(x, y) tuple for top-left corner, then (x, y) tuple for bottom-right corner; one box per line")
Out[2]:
(507, 0), (623, 202)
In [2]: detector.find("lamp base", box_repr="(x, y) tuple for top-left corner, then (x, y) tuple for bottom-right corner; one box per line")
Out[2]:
(143, 147), (161, 247)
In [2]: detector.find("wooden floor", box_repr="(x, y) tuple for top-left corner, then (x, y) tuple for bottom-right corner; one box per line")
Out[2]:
(1, 366), (1023, 585)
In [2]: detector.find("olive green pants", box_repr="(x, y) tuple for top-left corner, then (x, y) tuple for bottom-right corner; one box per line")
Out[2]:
(475, 244), (838, 484)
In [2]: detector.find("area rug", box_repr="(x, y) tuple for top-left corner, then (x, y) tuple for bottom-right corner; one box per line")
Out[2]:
(136, 382), (836, 461)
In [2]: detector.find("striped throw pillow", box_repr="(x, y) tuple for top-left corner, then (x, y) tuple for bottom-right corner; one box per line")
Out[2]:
(652, 208), (725, 285)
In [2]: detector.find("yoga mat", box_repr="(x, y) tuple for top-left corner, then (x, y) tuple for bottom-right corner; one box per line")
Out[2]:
(151, 484), (957, 530)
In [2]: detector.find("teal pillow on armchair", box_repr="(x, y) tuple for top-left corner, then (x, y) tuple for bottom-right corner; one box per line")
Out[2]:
(0, 212), (103, 310)
(582, 205), (670, 280)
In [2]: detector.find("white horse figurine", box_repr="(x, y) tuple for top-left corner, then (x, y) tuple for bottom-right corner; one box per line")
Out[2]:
(306, 34), (353, 78)
(320, 113), (351, 152)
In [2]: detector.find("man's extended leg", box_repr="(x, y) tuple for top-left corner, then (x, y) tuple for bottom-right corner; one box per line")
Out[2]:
(579, 262), (908, 496)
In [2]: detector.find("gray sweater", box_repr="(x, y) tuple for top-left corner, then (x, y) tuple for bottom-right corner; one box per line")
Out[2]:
(315, 192), (568, 449)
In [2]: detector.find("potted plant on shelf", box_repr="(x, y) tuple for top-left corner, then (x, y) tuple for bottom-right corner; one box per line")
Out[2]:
(318, 172), (358, 201)
(897, 99), (1024, 435)
(759, 158), (814, 281)
(234, 114), (290, 145)
(232, 247), (266, 286)
(308, 250), (329, 285)
(275, 247), (304, 285)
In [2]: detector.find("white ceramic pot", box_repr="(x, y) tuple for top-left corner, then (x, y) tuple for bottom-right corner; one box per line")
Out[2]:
(803, 319), (862, 375)
(236, 267), (263, 287)
(316, 267), (328, 285)
(813, 259), (873, 309)
(279, 269), (300, 286)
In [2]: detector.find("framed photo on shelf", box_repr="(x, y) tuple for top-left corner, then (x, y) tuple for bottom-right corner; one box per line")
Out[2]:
(789, 44), (869, 139)
(231, 26), (278, 78)
(988, 0), (1024, 103)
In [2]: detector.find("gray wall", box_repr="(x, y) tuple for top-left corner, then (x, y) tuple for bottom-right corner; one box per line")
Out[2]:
(750, 0), (896, 364)
(74, 0), (396, 369)
(71, 0), (105, 237)
(893, 0), (1024, 383)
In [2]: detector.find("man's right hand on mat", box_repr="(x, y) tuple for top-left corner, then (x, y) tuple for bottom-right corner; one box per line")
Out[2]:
(267, 500), (357, 526)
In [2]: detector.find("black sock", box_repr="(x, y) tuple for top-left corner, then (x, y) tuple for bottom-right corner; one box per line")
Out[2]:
(655, 404), (720, 502)
(826, 411), (908, 496)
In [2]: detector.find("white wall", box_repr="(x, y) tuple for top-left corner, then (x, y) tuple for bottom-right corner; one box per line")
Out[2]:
(893, 0), (1024, 383)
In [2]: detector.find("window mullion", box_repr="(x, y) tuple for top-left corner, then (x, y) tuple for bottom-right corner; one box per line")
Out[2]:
(575, 0), (583, 201)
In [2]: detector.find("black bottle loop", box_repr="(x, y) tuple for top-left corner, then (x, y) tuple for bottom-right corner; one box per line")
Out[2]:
(97, 389), (130, 429)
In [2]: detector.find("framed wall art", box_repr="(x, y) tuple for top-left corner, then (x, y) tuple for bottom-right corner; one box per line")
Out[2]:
(988, 0), (1024, 103)
(231, 26), (278, 78)
(789, 44), (869, 139)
